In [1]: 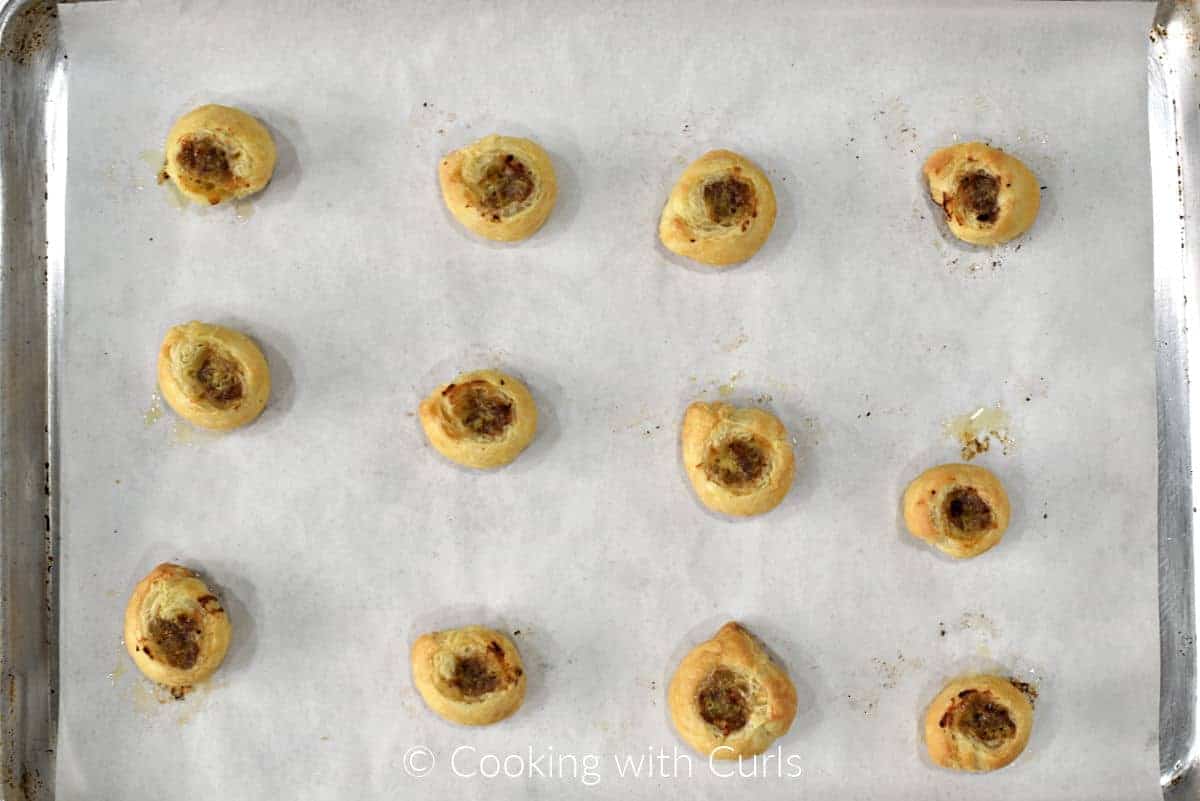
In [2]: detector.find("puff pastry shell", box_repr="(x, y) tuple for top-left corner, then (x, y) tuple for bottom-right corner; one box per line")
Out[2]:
(681, 401), (795, 516)
(411, 626), (526, 726)
(439, 134), (558, 242)
(659, 150), (777, 266)
(923, 142), (1040, 246)
(418, 369), (537, 469)
(163, 104), (276, 206)
(158, 321), (271, 432)
(668, 622), (797, 759)
(124, 563), (232, 691)
(924, 674), (1035, 772)
(902, 463), (1011, 559)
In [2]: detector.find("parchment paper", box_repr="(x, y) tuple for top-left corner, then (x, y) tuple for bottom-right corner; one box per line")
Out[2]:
(55, 2), (1158, 799)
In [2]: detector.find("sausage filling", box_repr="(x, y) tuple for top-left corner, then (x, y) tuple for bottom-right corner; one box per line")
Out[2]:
(941, 689), (1016, 748)
(178, 136), (233, 185)
(446, 381), (514, 439)
(943, 487), (993, 537)
(478, 154), (534, 214)
(697, 668), (751, 735)
(148, 614), (201, 670)
(957, 171), (1000, 224)
(194, 349), (244, 405)
(450, 655), (500, 697)
(703, 177), (755, 226)
(704, 437), (768, 488)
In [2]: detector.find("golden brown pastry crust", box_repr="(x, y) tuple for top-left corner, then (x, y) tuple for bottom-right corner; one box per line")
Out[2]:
(157, 321), (271, 432)
(438, 134), (558, 242)
(418, 369), (537, 469)
(681, 401), (795, 517)
(659, 150), (777, 266)
(923, 142), (1040, 246)
(924, 674), (1035, 772)
(902, 463), (1011, 559)
(668, 622), (797, 759)
(411, 626), (526, 726)
(124, 563), (232, 692)
(163, 104), (276, 206)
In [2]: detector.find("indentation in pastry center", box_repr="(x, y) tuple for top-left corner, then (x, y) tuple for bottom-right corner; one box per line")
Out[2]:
(178, 135), (233, 184)
(697, 668), (751, 735)
(703, 177), (755, 225)
(450, 655), (500, 697)
(957, 171), (1000, 224)
(704, 437), (768, 488)
(478, 154), (534, 213)
(148, 614), (201, 670)
(448, 381), (514, 438)
(945, 690), (1016, 747)
(194, 348), (244, 406)
(943, 487), (992, 537)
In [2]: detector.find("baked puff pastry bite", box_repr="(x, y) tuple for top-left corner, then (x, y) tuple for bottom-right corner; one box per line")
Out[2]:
(158, 321), (271, 432)
(659, 150), (777, 266)
(923, 142), (1040, 246)
(902, 463), (1011, 559)
(438, 134), (558, 242)
(162, 104), (276, 206)
(924, 674), (1035, 772)
(411, 626), (526, 726)
(418, 369), (537, 469)
(668, 622), (797, 759)
(124, 563), (232, 694)
(681, 401), (795, 517)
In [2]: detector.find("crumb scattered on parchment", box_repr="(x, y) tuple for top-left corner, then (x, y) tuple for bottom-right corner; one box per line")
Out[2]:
(1009, 678), (1039, 707)
(791, 415), (821, 448)
(127, 675), (206, 719)
(620, 411), (663, 439)
(959, 612), (999, 638)
(410, 101), (460, 137)
(943, 404), (1013, 460)
(871, 651), (924, 690)
(846, 692), (879, 718)
(872, 96), (918, 154)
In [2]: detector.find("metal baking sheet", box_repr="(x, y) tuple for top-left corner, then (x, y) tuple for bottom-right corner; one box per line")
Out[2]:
(1151, 2), (1200, 798)
(0, 0), (1176, 799)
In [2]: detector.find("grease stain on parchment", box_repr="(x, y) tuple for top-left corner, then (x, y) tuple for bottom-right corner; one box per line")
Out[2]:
(233, 198), (256, 222)
(716, 371), (743, 397)
(118, 659), (213, 725)
(943, 404), (1013, 460)
(717, 330), (749, 352)
(143, 393), (163, 426)
(107, 659), (127, 686)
